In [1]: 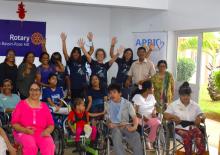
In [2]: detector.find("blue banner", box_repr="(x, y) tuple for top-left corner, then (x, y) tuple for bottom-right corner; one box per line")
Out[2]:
(0, 19), (46, 57)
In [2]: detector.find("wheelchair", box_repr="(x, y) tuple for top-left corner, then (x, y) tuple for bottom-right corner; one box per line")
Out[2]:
(164, 121), (209, 155)
(62, 116), (104, 155)
(137, 114), (167, 155)
(0, 112), (14, 145)
(49, 98), (72, 155)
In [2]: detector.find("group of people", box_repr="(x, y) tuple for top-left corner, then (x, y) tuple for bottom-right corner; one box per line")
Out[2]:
(0, 32), (206, 155)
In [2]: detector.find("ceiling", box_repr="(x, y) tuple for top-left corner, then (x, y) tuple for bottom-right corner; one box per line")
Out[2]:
(6, 0), (168, 10)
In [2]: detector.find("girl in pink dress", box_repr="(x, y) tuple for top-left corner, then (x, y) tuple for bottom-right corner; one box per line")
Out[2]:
(11, 82), (55, 155)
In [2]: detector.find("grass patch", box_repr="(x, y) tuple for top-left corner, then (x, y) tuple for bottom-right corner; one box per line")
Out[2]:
(199, 84), (220, 121)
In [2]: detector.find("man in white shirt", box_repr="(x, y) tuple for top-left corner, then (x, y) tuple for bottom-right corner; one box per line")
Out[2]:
(125, 47), (156, 95)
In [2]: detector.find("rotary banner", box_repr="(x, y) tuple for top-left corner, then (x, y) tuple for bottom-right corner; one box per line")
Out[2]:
(0, 19), (46, 57)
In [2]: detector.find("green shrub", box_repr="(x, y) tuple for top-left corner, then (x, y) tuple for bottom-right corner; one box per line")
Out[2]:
(213, 70), (220, 91)
(177, 58), (196, 81)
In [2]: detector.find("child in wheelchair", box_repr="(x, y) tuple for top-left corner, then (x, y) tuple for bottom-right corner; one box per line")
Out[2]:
(42, 73), (69, 115)
(67, 98), (105, 152)
(164, 82), (207, 155)
(106, 83), (143, 155)
(132, 80), (160, 150)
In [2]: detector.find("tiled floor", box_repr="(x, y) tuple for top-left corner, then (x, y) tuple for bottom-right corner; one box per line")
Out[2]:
(62, 118), (220, 155)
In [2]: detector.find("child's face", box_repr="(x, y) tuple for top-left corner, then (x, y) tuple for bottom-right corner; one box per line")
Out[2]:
(76, 102), (85, 111)
(49, 76), (57, 86)
(109, 90), (121, 102)
(91, 76), (99, 87)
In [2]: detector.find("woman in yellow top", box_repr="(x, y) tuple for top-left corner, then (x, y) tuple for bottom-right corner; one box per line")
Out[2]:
(151, 60), (174, 110)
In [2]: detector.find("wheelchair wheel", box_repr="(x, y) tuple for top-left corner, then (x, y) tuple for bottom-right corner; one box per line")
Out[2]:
(51, 126), (64, 155)
(164, 122), (176, 155)
(155, 124), (166, 155)
(96, 120), (109, 155)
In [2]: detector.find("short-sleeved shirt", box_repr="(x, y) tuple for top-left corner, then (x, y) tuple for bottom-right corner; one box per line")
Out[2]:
(106, 97), (136, 124)
(127, 59), (156, 84)
(37, 64), (56, 84)
(66, 56), (87, 90)
(11, 100), (54, 135)
(56, 69), (67, 90)
(115, 58), (135, 85)
(132, 94), (156, 118)
(165, 99), (203, 130)
(16, 63), (37, 98)
(42, 87), (64, 106)
(88, 87), (107, 106)
(68, 110), (89, 128)
(0, 94), (20, 112)
(90, 59), (111, 84)
(0, 62), (18, 93)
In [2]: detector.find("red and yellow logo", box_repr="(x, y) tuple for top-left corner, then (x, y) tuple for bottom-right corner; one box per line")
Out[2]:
(31, 32), (43, 45)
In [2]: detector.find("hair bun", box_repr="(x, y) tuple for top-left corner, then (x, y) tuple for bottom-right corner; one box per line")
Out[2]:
(181, 81), (190, 87)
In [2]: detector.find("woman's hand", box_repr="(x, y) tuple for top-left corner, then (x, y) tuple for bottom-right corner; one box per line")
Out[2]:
(77, 38), (85, 49)
(87, 32), (93, 42)
(60, 32), (67, 41)
(172, 115), (181, 124)
(24, 127), (35, 135)
(195, 116), (202, 127)
(41, 129), (51, 137)
(111, 37), (117, 46)
(8, 145), (17, 155)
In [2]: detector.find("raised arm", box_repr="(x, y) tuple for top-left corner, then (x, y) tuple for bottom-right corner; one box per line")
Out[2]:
(41, 38), (47, 53)
(60, 32), (69, 61)
(78, 38), (92, 63)
(144, 43), (154, 59)
(110, 37), (117, 58)
(108, 46), (124, 66)
(87, 32), (94, 55)
(55, 60), (65, 72)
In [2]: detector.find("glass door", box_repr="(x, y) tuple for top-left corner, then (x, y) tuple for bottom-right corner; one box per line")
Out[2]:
(175, 33), (202, 102)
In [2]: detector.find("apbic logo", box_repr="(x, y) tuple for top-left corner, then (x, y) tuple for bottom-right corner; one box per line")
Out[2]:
(136, 38), (165, 50)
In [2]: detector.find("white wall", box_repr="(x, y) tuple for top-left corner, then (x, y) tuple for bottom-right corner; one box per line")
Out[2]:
(0, 1), (111, 67)
(110, 0), (220, 76)
(1, 0), (220, 83)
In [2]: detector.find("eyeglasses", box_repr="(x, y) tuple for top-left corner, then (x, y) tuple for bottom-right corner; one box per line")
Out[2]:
(30, 88), (41, 92)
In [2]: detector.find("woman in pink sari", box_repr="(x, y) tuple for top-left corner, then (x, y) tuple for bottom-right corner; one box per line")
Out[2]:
(11, 82), (55, 155)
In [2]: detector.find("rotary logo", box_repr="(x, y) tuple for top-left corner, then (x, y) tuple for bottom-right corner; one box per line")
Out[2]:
(31, 32), (43, 45)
